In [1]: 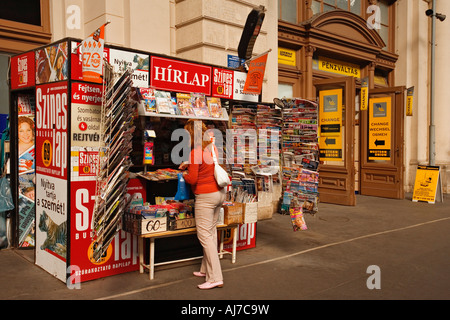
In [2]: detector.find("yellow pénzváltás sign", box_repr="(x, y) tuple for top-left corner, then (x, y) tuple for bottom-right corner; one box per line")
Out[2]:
(319, 89), (342, 161)
(317, 56), (361, 78)
(368, 96), (391, 160)
(278, 48), (296, 66)
(412, 165), (441, 203)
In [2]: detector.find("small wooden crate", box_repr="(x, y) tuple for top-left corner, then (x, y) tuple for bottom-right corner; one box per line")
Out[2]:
(222, 203), (243, 225)
(168, 217), (196, 230)
(122, 213), (167, 235)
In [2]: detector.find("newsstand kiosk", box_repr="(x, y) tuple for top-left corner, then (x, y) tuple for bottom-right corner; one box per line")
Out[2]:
(10, 38), (142, 283)
(9, 37), (261, 284)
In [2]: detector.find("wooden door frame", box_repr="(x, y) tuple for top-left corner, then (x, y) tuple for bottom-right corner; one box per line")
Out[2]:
(360, 86), (405, 199)
(314, 76), (356, 206)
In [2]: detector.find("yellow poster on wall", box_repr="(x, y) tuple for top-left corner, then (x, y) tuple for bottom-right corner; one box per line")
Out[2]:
(368, 96), (391, 160)
(412, 165), (443, 203)
(406, 86), (414, 116)
(319, 89), (342, 161)
(278, 48), (296, 66)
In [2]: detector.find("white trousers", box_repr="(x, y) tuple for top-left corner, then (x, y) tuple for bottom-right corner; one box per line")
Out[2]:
(194, 189), (226, 282)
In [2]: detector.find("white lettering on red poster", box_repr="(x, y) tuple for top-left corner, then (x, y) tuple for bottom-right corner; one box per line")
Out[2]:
(35, 82), (68, 179)
(71, 180), (139, 282)
(212, 68), (233, 99)
(151, 56), (211, 95)
(11, 52), (35, 89)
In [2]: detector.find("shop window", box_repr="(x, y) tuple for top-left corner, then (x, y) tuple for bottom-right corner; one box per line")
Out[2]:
(0, 53), (11, 115)
(279, 83), (294, 99)
(1, 0), (41, 26)
(377, 1), (389, 49)
(311, 0), (362, 15)
(0, 0), (51, 53)
(279, 0), (298, 24)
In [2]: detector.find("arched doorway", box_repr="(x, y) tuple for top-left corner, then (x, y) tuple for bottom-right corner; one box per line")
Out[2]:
(279, 10), (404, 205)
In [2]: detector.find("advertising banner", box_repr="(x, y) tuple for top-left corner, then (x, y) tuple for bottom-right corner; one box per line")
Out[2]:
(80, 24), (106, 83)
(368, 96), (391, 160)
(150, 56), (211, 95)
(319, 89), (343, 161)
(10, 52), (35, 89)
(243, 52), (268, 95)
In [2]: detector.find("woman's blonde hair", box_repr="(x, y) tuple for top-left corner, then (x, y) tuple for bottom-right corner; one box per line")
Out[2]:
(184, 119), (211, 150)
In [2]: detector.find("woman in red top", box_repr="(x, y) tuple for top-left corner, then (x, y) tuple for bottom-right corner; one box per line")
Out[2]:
(180, 119), (226, 290)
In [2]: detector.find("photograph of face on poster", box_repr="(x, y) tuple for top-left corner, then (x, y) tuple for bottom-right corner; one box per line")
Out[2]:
(17, 94), (36, 247)
(35, 42), (68, 84)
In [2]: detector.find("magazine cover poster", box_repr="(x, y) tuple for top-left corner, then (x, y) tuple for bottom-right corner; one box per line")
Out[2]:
(70, 180), (139, 282)
(35, 174), (68, 282)
(107, 48), (149, 88)
(212, 68), (233, 99)
(70, 82), (102, 148)
(11, 51), (35, 89)
(35, 42), (69, 85)
(35, 82), (68, 180)
(17, 94), (36, 247)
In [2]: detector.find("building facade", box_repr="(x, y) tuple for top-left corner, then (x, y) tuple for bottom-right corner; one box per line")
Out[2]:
(277, 0), (449, 205)
(0, 0), (448, 203)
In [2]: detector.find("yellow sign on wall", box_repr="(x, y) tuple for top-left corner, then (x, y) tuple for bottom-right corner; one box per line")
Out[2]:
(278, 48), (296, 66)
(319, 89), (343, 161)
(368, 96), (391, 160)
(369, 97), (392, 160)
(360, 77), (369, 111)
(406, 86), (414, 116)
(412, 165), (443, 203)
(316, 56), (361, 78)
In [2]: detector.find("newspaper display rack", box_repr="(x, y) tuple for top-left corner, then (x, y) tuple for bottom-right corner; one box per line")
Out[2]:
(91, 62), (137, 262)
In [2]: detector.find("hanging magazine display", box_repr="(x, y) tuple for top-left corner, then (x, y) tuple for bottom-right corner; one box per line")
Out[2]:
(90, 61), (138, 262)
(275, 98), (319, 229)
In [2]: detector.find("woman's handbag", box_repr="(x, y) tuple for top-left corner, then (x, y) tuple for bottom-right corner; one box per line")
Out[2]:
(211, 145), (230, 188)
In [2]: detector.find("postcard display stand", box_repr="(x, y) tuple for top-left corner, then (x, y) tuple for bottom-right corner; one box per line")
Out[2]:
(9, 39), (140, 284)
